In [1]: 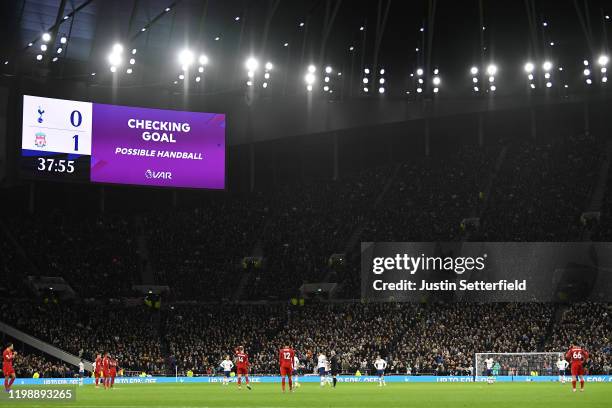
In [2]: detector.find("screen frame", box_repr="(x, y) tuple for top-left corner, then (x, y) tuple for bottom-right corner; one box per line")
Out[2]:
(18, 93), (228, 192)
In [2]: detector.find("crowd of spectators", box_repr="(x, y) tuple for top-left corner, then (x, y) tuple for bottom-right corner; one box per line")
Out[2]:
(1, 134), (606, 301)
(479, 134), (601, 241)
(5, 212), (139, 298)
(1, 301), (165, 374)
(2, 301), (609, 377)
(13, 352), (75, 378)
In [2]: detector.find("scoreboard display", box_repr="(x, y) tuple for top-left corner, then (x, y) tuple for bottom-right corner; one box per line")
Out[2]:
(20, 95), (226, 189)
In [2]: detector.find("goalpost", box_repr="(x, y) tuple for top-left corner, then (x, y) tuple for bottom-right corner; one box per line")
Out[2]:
(474, 352), (564, 380)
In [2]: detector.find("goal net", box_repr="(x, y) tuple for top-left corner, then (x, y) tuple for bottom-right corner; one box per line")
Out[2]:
(475, 352), (564, 379)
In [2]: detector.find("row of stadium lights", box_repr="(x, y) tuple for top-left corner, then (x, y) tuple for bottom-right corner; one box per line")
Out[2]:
(98, 46), (610, 94)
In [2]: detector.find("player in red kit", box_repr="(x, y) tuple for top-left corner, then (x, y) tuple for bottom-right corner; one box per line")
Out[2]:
(566, 343), (589, 392)
(3, 343), (16, 392)
(94, 353), (103, 388)
(279, 344), (295, 392)
(102, 353), (111, 390)
(234, 346), (252, 390)
(108, 356), (118, 389)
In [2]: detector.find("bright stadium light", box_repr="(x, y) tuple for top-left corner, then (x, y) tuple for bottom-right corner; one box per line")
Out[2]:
(364, 68), (370, 74)
(178, 49), (194, 67)
(108, 52), (121, 67)
(490, 85), (496, 91)
(583, 60), (589, 66)
(195, 76), (201, 82)
(598, 55), (609, 66)
(305, 72), (315, 85)
(416, 68), (424, 76)
(530, 83), (536, 89)
(380, 68), (385, 75)
(60, 36), (67, 44)
(325, 66), (332, 74)
(246, 57), (259, 72)
(433, 87), (439, 93)
(378, 87), (385, 94)
(473, 77), (478, 83)
(110, 66), (116, 72)
(433, 76), (441, 86)
(546, 81), (552, 88)
(586, 78), (592, 84)
(199, 55), (209, 65)
(113, 43), (123, 53)
(42, 32), (51, 42)
(487, 64), (497, 75)
(308, 64), (316, 73)
(528, 74), (534, 81)
(36, 54), (43, 61)
(265, 62), (273, 71)
(363, 87), (369, 92)
(470, 66), (479, 75)
(584, 68), (591, 76)
(524, 62), (534, 73)
(473, 86), (479, 92)
(416, 87), (423, 93)
(362, 77), (369, 84)
(603, 76), (608, 83)
(542, 61), (553, 71)
(544, 72), (550, 79)
(40, 44), (47, 52)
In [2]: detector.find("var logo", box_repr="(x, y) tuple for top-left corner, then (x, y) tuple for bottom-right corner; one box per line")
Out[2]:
(145, 169), (172, 180)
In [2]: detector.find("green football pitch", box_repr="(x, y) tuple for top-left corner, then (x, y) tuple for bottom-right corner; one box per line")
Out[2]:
(6, 382), (612, 408)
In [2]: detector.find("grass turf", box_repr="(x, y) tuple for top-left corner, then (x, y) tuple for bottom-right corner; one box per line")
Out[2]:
(7, 382), (612, 408)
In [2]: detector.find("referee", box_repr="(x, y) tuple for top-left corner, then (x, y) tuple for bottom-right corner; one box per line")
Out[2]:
(330, 351), (340, 388)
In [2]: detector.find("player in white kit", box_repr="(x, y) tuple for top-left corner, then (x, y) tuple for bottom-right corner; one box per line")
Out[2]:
(374, 356), (387, 387)
(484, 357), (495, 384)
(317, 353), (328, 387)
(556, 357), (569, 384)
(220, 355), (234, 386)
(292, 355), (301, 388)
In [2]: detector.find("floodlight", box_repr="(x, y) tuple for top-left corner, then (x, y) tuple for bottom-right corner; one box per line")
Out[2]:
(42, 33), (51, 42)
(179, 49), (194, 66)
(246, 57), (259, 71)
(524, 62), (534, 73)
(487, 64), (497, 75)
(598, 55), (609, 66)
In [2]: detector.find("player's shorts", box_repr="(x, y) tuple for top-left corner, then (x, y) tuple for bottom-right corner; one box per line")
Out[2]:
(558, 369), (565, 375)
(236, 367), (248, 375)
(2, 364), (15, 376)
(103, 370), (110, 378)
(224, 370), (231, 378)
(280, 366), (293, 376)
(94, 370), (102, 378)
(571, 364), (585, 376)
(376, 370), (385, 377)
(318, 367), (326, 375)
(486, 369), (493, 376)
(79, 370), (85, 378)
(109, 369), (117, 377)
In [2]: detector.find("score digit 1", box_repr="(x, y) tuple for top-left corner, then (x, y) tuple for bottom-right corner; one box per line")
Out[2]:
(73, 135), (79, 151)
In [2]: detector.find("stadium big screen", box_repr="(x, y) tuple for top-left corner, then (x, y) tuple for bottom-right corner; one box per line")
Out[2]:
(20, 95), (226, 189)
